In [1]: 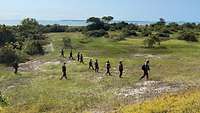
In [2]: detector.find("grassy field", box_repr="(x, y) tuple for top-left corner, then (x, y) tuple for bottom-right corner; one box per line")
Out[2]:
(116, 89), (200, 113)
(0, 32), (200, 113)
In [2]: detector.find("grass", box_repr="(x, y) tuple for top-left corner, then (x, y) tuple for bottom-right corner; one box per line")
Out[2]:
(0, 32), (200, 112)
(116, 90), (200, 113)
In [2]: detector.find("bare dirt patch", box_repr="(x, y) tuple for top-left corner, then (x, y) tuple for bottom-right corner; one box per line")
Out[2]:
(114, 80), (188, 105)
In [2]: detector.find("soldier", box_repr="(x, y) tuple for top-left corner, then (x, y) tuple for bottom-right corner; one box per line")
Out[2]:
(80, 54), (84, 64)
(77, 52), (80, 61)
(13, 61), (19, 74)
(119, 61), (124, 78)
(69, 49), (73, 60)
(105, 61), (111, 76)
(61, 49), (64, 57)
(89, 59), (94, 70)
(60, 63), (67, 80)
(140, 60), (150, 80)
(94, 59), (99, 73)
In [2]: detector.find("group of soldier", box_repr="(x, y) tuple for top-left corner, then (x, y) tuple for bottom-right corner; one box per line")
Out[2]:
(12, 48), (150, 81)
(60, 49), (150, 80)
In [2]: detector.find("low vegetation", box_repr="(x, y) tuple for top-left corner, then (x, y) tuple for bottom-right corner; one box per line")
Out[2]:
(117, 90), (200, 113)
(0, 17), (200, 113)
(177, 31), (198, 42)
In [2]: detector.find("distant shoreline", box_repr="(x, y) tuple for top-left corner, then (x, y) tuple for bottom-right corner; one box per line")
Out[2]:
(0, 19), (199, 26)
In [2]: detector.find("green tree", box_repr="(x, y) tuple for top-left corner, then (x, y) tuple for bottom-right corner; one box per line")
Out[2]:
(144, 34), (160, 48)
(19, 18), (40, 40)
(177, 31), (198, 42)
(155, 18), (166, 26)
(87, 17), (102, 24)
(24, 40), (44, 55)
(86, 17), (105, 31)
(63, 37), (72, 48)
(122, 27), (137, 37)
(0, 45), (19, 65)
(102, 16), (114, 23)
(0, 25), (16, 46)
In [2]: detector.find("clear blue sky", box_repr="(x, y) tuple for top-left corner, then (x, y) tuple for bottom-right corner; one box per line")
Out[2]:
(0, 0), (200, 22)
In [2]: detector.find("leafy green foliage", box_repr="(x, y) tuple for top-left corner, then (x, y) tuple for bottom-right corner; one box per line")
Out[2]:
(144, 34), (160, 48)
(0, 45), (19, 65)
(86, 29), (108, 37)
(178, 31), (198, 42)
(110, 21), (129, 31)
(122, 27), (137, 37)
(0, 25), (16, 46)
(41, 24), (68, 33)
(24, 40), (45, 55)
(102, 16), (114, 23)
(167, 22), (180, 32)
(86, 17), (106, 31)
(141, 29), (152, 37)
(19, 18), (40, 40)
(63, 37), (72, 48)
(0, 92), (8, 107)
(157, 32), (170, 38)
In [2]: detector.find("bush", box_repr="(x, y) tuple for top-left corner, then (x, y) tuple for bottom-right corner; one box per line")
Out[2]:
(141, 30), (152, 37)
(0, 92), (8, 107)
(63, 37), (72, 48)
(158, 32), (170, 37)
(144, 34), (160, 48)
(178, 31), (198, 42)
(41, 24), (68, 33)
(110, 21), (129, 30)
(86, 29), (108, 37)
(162, 29), (172, 34)
(0, 26), (16, 46)
(24, 40), (45, 55)
(65, 27), (83, 32)
(122, 28), (137, 37)
(0, 45), (19, 65)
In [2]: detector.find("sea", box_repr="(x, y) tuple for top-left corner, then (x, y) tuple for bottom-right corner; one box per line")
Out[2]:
(0, 20), (197, 26)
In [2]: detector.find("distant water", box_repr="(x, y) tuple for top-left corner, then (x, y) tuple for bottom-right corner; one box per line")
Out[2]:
(0, 20), (197, 26)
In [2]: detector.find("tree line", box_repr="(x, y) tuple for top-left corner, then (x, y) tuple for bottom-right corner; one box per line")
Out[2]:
(0, 17), (200, 65)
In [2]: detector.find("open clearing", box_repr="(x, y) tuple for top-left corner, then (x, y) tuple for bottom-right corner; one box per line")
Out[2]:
(0, 32), (200, 113)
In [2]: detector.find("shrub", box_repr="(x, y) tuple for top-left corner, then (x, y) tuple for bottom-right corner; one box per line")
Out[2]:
(86, 29), (108, 37)
(41, 24), (68, 33)
(0, 92), (8, 107)
(63, 37), (72, 48)
(110, 21), (129, 30)
(162, 29), (172, 34)
(122, 28), (137, 37)
(158, 32), (170, 37)
(0, 45), (19, 65)
(141, 30), (152, 37)
(144, 34), (160, 48)
(178, 31), (198, 42)
(24, 40), (45, 55)
(0, 25), (16, 46)
(65, 27), (83, 32)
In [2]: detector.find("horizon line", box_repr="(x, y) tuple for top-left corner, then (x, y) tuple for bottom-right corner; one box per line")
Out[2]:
(0, 19), (199, 23)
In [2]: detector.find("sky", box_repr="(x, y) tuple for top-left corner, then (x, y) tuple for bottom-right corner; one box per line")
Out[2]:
(0, 0), (200, 22)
